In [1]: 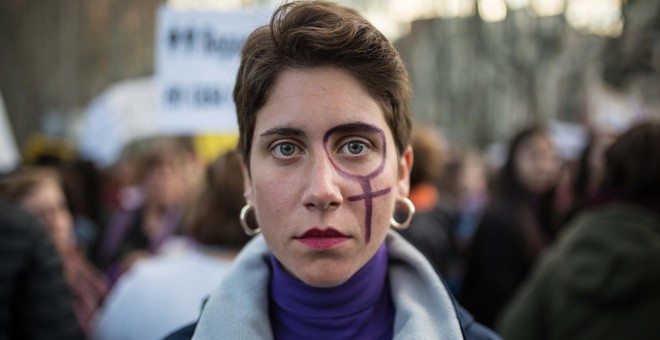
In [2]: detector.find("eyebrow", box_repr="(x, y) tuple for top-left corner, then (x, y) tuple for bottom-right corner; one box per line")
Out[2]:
(325, 122), (383, 136)
(259, 127), (305, 138)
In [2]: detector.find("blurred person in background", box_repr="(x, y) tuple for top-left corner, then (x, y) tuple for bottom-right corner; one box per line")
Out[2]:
(497, 121), (660, 339)
(1, 167), (108, 337)
(93, 150), (250, 340)
(439, 149), (491, 295)
(58, 159), (108, 256)
(94, 136), (202, 285)
(561, 130), (617, 224)
(460, 125), (562, 327)
(21, 147), (108, 257)
(397, 123), (460, 288)
(0, 200), (83, 340)
(452, 151), (489, 248)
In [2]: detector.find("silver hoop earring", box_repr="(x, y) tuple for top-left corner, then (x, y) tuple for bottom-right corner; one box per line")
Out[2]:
(390, 197), (415, 230)
(240, 203), (260, 236)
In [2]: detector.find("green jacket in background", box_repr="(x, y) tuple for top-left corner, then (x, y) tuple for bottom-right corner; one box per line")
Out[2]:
(497, 202), (660, 340)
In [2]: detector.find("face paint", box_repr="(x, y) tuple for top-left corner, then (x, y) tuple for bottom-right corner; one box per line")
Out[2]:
(323, 123), (390, 243)
(248, 67), (401, 287)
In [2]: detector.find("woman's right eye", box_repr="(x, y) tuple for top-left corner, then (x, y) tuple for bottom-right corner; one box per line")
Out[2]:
(272, 142), (298, 158)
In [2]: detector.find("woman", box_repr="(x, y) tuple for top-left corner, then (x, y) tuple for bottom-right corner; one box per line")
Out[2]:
(1, 167), (108, 336)
(168, 1), (497, 339)
(460, 126), (561, 327)
(497, 121), (660, 339)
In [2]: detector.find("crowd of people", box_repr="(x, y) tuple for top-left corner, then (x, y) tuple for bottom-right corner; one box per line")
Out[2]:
(3, 116), (657, 340)
(1, 1), (659, 339)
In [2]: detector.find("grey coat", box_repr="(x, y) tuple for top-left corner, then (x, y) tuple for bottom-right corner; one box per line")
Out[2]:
(189, 230), (498, 340)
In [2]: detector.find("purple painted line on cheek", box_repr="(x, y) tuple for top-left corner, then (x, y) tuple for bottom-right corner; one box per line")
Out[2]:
(322, 123), (392, 244)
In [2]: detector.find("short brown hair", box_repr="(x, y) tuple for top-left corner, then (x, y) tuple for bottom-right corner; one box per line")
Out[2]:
(234, 1), (412, 168)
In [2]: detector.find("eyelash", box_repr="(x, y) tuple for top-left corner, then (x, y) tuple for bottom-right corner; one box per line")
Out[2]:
(269, 138), (373, 160)
(271, 141), (303, 158)
(338, 139), (370, 156)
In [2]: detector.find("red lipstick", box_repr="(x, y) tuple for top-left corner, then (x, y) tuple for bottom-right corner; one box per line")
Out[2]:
(296, 228), (350, 250)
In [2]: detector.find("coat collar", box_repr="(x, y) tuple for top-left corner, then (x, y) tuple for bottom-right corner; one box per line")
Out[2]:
(192, 230), (463, 339)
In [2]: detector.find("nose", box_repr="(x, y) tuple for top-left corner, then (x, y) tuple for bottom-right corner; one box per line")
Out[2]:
(302, 154), (343, 211)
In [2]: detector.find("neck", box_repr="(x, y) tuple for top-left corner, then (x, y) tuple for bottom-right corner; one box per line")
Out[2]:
(269, 243), (394, 339)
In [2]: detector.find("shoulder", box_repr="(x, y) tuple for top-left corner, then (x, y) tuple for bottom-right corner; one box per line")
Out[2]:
(560, 202), (660, 254)
(456, 304), (502, 340)
(386, 231), (501, 339)
(0, 203), (83, 339)
(163, 322), (196, 340)
(571, 203), (659, 231)
(0, 201), (61, 273)
(0, 201), (43, 240)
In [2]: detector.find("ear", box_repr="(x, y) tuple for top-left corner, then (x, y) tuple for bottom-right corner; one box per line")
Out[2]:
(240, 156), (253, 202)
(396, 145), (413, 197)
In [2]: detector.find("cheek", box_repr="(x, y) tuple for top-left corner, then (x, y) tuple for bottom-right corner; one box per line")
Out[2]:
(59, 210), (72, 228)
(371, 200), (394, 230)
(252, 172), (296, 229)
(368, 166), (399, 227)
(516, 156), (534, 181)
(523, 163), (537, 181)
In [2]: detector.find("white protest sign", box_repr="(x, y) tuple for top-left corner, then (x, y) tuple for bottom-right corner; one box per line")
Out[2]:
(78, 77), (157, 167)
(0, 91), (20, 172)
(155, 5), (269, 134)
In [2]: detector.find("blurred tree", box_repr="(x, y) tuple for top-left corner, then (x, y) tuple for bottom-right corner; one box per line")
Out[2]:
(0, 0), (163, 149)
(602, 0), (660, 113)
(396, 7), (604, 148)
(2, 0), (658, 154)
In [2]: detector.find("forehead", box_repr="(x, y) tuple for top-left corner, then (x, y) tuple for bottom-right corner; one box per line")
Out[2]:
(515, 135), (556, 164)
(21, 179), (63, 205)
(530, 134), (554, 151)
(254, 67), (388, 135)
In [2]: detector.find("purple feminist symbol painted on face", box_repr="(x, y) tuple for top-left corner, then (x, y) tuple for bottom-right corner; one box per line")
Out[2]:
(323, 123), (390, 243)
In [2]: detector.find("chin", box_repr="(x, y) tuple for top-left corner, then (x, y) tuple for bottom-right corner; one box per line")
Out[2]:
(296, 264), (354, 288)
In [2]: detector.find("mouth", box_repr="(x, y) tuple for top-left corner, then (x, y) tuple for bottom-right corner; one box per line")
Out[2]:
(295, 228), (351, 250)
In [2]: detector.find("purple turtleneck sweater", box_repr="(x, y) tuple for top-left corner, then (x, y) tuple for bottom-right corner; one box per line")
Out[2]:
(269, 243), (395, 340)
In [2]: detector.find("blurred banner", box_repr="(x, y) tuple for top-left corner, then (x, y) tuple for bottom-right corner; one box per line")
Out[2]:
(0, 91), (20, 172)
(79, 5), (268, 167)
(155, 4), (269, 134)
(78, 77), (158, 167)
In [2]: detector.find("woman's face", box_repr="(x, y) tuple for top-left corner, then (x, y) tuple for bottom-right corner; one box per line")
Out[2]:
(143, 154), (190, 208)
(244, 67), (412, 288)
(20, 178), (73, 251)
(514, 133), (560, 194)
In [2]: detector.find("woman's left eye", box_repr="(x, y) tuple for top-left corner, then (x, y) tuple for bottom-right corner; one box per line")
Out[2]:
(340, 141), (369, 155)
(272, 142), (298, 157)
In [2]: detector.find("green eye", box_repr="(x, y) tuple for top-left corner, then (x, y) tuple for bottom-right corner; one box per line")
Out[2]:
(275, 143), (296, 157)
(341, 141), (367, 155)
